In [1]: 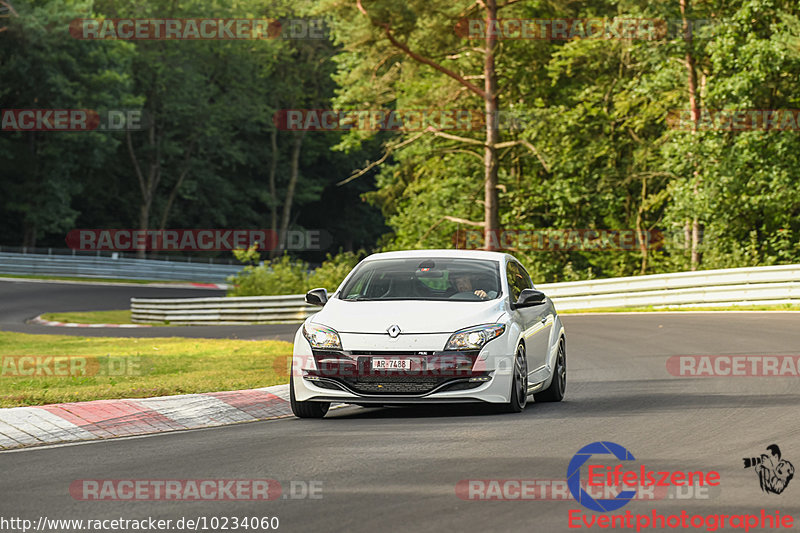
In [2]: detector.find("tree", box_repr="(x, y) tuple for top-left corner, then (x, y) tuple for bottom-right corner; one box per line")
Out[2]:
(0, 0), (136, 247)
(320, 0), (552, 250)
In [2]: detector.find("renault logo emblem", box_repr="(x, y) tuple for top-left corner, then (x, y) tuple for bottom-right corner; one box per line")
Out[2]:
(387, 324), (401, 338)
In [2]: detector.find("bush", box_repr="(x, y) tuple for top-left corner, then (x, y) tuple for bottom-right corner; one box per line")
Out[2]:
(308, 251), (362, 291)
(227, 250), (364, 296)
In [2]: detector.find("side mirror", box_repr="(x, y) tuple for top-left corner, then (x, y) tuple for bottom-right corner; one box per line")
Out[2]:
(305, 288), (328, 306)
(514, 288), (546, 308)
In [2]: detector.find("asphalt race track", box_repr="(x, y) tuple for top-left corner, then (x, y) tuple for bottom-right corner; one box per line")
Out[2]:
(0, 280), (298, 341)
(1, 305), (799, 532)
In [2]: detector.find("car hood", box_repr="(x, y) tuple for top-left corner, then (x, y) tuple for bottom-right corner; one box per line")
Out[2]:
(309, 298), (508, 334)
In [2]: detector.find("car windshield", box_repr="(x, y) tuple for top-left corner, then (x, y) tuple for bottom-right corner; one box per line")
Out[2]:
(339, 258), (502, 301)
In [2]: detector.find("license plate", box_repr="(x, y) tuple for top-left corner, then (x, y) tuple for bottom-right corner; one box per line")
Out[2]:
(371, 358), (412, 371)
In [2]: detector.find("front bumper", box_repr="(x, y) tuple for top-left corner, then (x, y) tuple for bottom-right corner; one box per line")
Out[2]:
(292, 329), (515, 404)
(293, 368), (512, 404)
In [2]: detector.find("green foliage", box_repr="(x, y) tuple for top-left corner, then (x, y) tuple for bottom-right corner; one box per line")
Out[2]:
(228, 255), (310, 296)
(321, 0), (800, 281)
(0, 0), (386, 257)
(0, 0), (138, 244)
(3, 0), (800, 282)
(227, 251), (364, 296)
(233, 244), (261, 266)
(308, 251), (363, 290)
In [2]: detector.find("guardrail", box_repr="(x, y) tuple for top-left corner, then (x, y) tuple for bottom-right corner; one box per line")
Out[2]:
(537, 263), (800, 310)
(0, 251), (243, 283)
(130, 263), (800, 324)
(131, 294), (313, 325)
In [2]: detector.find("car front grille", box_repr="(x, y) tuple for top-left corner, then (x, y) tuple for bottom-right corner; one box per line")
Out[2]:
(350, 379), (440, 394)
(307, 349), (486, 395)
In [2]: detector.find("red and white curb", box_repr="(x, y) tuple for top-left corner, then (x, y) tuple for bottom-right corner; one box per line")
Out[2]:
(190, 282), (228, 289)
(30, 315), (152, 328)
(0, 384), (292, 450)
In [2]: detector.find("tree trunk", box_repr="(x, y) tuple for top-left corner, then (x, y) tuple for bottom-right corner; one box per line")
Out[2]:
(681, 0), (701, 271)
(268, 128), (279, 259)
(127, 126), (161, 259)
(158, 141), (196, 232)
(356, 4), (497, 248)
(158, 174), (183, 233)
(636, 177), (648, 275)
(22, 221), (36, 248)
(279, 132), (305, 254)
(691, 215), (701, 269)
(483, 0), (500, 250)
(684, 221), (691, 250)
(24, 131), (38, 248)
(138, 201), (150, 258)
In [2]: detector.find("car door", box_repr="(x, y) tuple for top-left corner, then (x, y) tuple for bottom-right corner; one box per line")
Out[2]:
(521, 262), (553, 379)
(507, 260), (551, 381)
(507, 261), (536, 377)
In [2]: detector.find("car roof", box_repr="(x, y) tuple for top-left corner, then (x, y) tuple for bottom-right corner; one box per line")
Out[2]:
(363, 249), (513, 263)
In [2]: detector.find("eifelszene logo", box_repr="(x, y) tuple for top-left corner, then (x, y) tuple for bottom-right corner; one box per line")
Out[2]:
(743, 444), (794, 495)
(567, 441), (721, 513)
(566, 442), (796, 532)
(567, 441), (637, 512)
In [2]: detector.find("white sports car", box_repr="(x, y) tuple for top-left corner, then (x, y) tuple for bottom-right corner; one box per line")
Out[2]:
(290, 250), (566, 417)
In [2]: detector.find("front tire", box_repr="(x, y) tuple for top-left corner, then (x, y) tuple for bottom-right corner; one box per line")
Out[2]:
(503, 343), (528, 413)
(534, 337), (566, 403)
(290, 374), (330, 418)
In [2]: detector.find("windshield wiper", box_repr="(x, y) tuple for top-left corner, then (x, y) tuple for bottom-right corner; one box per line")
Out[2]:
(343, 297), (377, 301)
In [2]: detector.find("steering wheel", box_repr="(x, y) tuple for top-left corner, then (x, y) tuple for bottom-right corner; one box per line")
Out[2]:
(376, 278), (393, 299)
(448, 291), (482, 301)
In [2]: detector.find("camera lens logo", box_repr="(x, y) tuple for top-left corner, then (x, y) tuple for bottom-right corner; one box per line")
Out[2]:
(567, 441), (637, 512)
(743, 444), (794, 495)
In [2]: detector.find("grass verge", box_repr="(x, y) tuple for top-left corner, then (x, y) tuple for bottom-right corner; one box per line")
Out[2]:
(39, 310), (144, 325)
(0, 331), (292, 407)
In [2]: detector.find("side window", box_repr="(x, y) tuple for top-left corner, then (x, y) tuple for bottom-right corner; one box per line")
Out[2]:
(342, 270), (371, 299)
(518, 263), (534, 290)
(506, 261), (530, 302)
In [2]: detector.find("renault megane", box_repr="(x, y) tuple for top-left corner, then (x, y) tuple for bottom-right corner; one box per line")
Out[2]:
(290, 250), (566, 417)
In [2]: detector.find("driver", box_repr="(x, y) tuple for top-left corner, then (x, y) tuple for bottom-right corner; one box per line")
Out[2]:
(451, 273), (494, 300)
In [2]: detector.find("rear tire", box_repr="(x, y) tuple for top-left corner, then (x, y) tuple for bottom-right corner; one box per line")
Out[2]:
(502, 343), (528, 413)
(290, 374), (330, 418)
(534, 337), (566, 403)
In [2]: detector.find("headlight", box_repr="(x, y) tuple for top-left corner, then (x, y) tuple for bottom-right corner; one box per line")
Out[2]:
(302, 323), (342, 350)
(445, 324), (506, 350)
